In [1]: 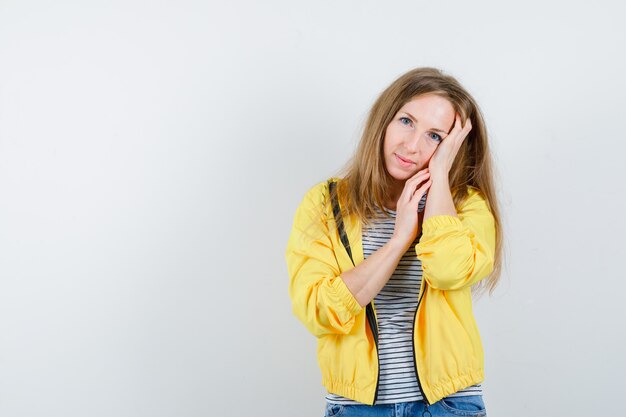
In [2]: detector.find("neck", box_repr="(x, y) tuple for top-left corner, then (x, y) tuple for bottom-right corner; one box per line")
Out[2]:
(384, 181), (404, 210)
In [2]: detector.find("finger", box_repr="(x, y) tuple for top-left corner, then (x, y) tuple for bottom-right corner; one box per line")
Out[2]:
(463, 115), (472, 129)
(452, 113), (463, 133)
(407, 169), (430, 182)
(451, 112), (468, 135)
(442, 116), (463, 146)
(403, 167), (429, 182)
(402, 169), (430, 186)
(399, 171), (430, 203)
(404, 171), (430, 189)
(460, 120), (472, 143)
(448, 115), (471, 145)
(410, 180), (432, 204)
(463, 118), (472, 133)
(408, 175), (431, 198)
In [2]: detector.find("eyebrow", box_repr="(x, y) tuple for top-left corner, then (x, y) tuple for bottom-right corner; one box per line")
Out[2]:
(400, 112), (449, 134)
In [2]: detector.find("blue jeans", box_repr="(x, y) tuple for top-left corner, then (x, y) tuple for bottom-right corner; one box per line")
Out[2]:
(324, 395), (487, 417)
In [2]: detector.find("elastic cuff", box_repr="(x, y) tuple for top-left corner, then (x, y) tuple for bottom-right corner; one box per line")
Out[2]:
(331, 276), (364, 316)
(422, 215), (462, 235)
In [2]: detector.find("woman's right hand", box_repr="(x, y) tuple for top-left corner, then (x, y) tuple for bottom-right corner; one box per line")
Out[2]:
(391, 168), (432, 250)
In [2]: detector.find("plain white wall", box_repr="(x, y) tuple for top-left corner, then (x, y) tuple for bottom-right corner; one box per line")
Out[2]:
(1, 1), (625, 416)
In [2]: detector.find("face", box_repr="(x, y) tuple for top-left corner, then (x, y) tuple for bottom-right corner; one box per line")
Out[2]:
(383, 93), (456, 186)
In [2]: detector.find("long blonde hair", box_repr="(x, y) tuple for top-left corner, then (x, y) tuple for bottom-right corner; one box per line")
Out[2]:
(333, 67), (504, 298)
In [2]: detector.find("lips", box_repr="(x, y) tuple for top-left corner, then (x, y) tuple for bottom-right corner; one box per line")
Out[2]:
(395, 153), (415, 166)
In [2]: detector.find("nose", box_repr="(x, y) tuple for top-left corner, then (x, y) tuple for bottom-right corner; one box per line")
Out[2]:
(404, 130), (423, 153)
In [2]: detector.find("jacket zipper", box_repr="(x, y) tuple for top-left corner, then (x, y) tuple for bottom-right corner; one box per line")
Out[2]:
(366, 301), (380, 405)
(412, 277), (431, 406)
(327, 180), (381, 406)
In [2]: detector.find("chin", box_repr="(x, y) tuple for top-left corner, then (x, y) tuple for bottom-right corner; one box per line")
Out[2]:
(388, 168), (416, 182)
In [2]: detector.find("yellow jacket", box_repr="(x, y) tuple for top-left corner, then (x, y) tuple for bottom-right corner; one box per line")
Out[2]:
(285, 178), (496, 406)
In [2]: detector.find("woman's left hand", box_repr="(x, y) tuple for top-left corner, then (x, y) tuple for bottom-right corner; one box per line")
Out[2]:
(428, 113), (472, 181)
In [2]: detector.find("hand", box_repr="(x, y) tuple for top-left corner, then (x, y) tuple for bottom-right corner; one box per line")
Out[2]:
(428, 113), (472, 180)
(391, 168), (431, 250)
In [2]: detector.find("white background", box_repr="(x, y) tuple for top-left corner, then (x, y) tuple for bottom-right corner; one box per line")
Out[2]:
(1, 1), (625, 416)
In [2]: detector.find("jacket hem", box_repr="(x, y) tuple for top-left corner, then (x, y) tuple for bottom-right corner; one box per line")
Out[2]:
(427, 369), (485, 404)
(322, 378), (376, 406)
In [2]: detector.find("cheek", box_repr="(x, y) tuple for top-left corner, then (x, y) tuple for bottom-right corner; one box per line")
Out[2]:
(382, 133), (394, 152)
(416, 143), (436, 161)
(383, 128), (401, 150)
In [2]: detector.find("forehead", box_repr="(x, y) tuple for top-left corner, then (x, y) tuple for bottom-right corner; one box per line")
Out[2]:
(398, 94), (455, 122)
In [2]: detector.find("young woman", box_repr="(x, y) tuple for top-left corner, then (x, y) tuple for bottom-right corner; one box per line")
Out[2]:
(285, 67), (502, 417)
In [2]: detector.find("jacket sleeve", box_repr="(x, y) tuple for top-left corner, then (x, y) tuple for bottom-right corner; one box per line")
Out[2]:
(285, 182), (363, 337)
(414, 187), (496, 291)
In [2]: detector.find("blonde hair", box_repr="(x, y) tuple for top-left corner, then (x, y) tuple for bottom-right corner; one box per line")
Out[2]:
(333, 67), (504, 298)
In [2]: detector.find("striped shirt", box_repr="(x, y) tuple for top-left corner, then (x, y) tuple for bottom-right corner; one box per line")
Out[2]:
(325, 194), (483, 405)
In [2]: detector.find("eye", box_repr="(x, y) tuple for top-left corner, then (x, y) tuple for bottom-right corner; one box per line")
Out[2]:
(399, 117), (413, 127)
(429, 132), (442, 142)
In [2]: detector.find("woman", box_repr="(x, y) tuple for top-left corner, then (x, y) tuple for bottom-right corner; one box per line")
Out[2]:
(285, 67), (503, 417)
